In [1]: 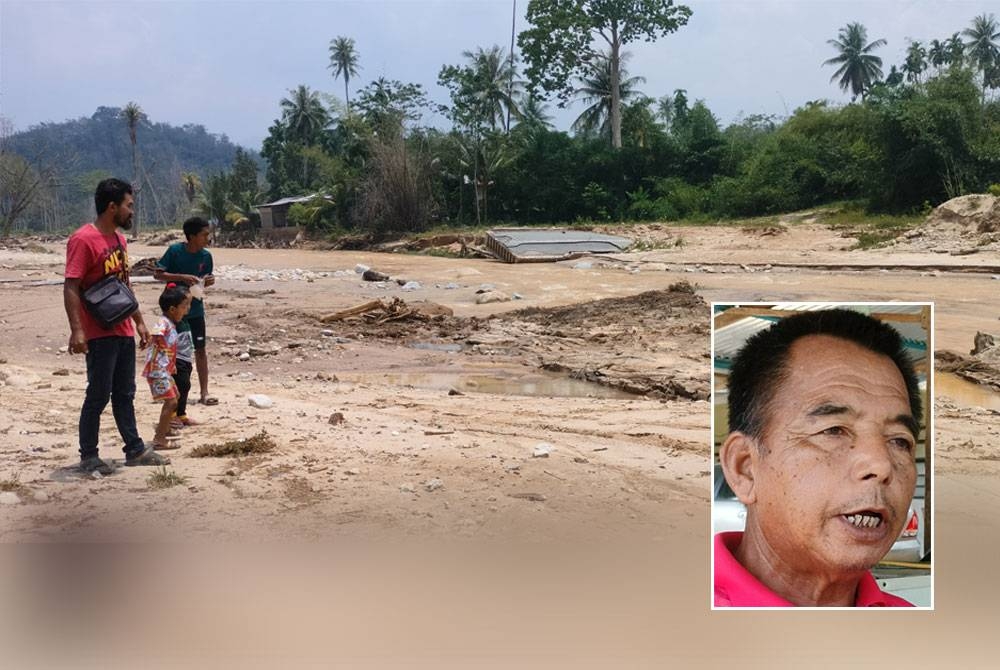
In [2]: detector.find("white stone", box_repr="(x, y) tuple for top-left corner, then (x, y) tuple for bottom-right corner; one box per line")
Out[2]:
(532, 443), (553, 458)
(248, 394), (273, 409)
(424, 478), (444, 492)
(0, 491), (21, 505)
(238, 352), (251, 361)
(400, 281), (422, 291)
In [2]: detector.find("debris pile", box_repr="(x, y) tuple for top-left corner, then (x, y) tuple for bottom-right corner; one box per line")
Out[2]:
(893, 194), (1000, 254)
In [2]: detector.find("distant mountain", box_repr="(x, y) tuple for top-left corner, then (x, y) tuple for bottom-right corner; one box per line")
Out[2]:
(6, 106), (261, 233)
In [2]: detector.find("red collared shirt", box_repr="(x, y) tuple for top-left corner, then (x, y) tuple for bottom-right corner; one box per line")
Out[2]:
(714, 532), (914, 607)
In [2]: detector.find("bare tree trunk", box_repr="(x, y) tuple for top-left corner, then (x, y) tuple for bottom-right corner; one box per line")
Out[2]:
(506, 0), (517, 135)
(131, 140), (141, 237)
(610, 22), (622, 150)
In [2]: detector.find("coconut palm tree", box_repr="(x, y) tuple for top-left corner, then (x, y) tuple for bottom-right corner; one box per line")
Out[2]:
(946, 32), (966, 67)
(462, 45), (522, 133)
(823, 22), (887, 101)
(903, 40), (927, 83)
(517, 94), (552, 131)
(328, 36), (361, 112)
(572, 51), (645, 141)
(121, 102), (144, 235)
(963, 13), (1000, 94)
(928, 39), (948, 71)
(280, 85), (330, 145)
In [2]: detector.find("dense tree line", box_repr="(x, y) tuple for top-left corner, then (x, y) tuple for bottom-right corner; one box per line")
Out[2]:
(4, 6), (1000, 239)
(260, 11), (1000, 237)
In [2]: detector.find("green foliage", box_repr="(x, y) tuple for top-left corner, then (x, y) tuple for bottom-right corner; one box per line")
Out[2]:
(6, 107), (255, 232)
(519, 0), (692, 147)
(988, 183), (1000, 196)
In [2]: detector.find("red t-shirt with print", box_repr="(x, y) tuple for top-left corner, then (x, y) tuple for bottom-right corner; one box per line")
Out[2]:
(65, 223), (136, 341)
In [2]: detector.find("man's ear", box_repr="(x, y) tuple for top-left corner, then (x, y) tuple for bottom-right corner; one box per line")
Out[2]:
(719, 431), (759, 505)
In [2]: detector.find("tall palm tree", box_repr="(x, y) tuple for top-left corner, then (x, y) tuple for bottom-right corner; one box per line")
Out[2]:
(328, 36), (361, 112)
(462, 45), (522, 133)
(946, 32), (966, 67)
(928, 39), (948, 71)
(572, 51), (645, 141)
(121, 102), (144, 235)
(903, 40), (927, 83)
(279, 85), (330, 145)
(963, 13), (1000, 86)
(823, 22), (887, 101)
(517, 94), (552, 131)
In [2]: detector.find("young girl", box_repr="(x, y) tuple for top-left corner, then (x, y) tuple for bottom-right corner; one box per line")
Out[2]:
(143, 283), (192, 450)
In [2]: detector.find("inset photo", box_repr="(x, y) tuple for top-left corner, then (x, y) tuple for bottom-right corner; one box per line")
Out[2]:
(711, 303), (932, 609)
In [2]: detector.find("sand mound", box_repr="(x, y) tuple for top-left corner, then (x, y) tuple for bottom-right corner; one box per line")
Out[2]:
(893, 194), (1000, 254)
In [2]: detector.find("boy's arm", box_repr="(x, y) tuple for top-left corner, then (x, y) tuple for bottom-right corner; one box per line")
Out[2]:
(153, 247), (200, 286)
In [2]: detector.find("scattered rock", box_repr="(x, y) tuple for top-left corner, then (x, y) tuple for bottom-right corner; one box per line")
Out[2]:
(475, 290), (511, 304)
(362, 269), (390, 282)
(532, 443), (553, 458)
(400, 281), (422, 291)
(238, 352), (251, 361)
(448, 387), (464, 396)
(328, 412), (345, 425)
(247, 394), (273, 409)
(424, 478), (444, 492)
(572, 261), (593, 270)
(248, 345), (280, 357)
(508, 492), (546, 502)
(400, 483), (416, 493)
(52, 369), (70, 376)
(345, 468), (361, 476)
(33, 491), (49, 503)
(0, 492), (21, 505)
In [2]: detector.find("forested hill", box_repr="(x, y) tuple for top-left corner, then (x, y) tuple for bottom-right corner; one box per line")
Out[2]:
(6, 106), (260, 232)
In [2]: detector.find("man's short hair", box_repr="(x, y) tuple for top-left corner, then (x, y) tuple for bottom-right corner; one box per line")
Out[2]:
(94, 178), (133, 215)
(183, 216), (210, 240)
(727, 308), (922, 441)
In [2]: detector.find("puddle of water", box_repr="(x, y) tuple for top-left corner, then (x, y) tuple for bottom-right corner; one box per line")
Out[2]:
(935, 372), (1000, 411)
(409, 342), (464, 353)
(339, 371), (638, 399)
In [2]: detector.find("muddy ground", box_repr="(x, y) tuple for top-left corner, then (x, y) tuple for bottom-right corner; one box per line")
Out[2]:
(2, 218), (998, 546)
(4, 219), (1000, 663)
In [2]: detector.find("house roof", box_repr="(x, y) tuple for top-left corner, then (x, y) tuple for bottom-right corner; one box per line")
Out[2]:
(257, 194), (332, 209)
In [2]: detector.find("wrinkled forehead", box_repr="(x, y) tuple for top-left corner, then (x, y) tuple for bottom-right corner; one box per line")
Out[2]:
(766, 334), (911, 422)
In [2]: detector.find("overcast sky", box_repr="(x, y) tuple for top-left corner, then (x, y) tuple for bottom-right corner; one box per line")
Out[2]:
(2, 0), (996, 150)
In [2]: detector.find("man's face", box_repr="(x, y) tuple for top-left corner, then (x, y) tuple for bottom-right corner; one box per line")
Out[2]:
(112, 193), (135, 230)
(747, 334), (917, 577)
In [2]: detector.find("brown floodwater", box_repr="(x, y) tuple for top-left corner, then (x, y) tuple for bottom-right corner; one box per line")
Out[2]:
(935, 371), (1000, 411)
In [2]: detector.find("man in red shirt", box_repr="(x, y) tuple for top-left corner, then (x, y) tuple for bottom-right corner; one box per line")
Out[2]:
(64, 178), (170, 474)
(714, 309), (921, 607)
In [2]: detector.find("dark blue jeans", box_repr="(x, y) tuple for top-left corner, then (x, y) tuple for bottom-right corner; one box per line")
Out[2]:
(79, 336), (145, 460)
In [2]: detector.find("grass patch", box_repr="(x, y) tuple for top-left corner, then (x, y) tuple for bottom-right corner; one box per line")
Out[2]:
(190, 430), (277, 458)
(0, 473), (30, 496)
(147, 466), (188, 490)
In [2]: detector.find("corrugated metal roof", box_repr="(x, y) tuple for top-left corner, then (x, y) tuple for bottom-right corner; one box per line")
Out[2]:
(258, 194), (331, 208)
(714, 304), (929, 370)
(486, 228), (632, 263)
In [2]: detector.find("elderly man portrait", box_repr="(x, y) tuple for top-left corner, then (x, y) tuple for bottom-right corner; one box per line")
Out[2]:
(714, 308), (924, 607)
